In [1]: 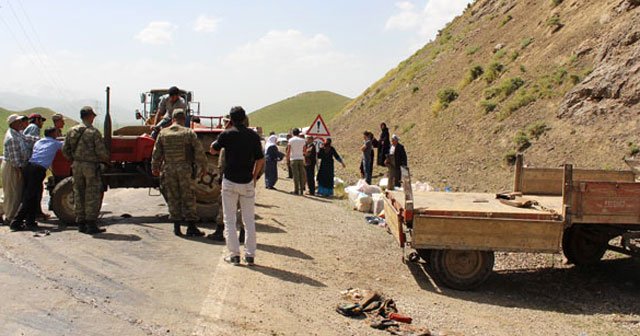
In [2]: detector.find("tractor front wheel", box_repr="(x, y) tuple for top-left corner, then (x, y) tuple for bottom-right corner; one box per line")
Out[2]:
(51, 177), (76, 225)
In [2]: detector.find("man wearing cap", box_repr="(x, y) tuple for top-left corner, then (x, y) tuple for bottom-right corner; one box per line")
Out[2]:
(286, 128), (306, 195)
(152, 108), (207, 237)
(151, 86), (187, 139)
(23, 113), (46, 137)
(210, 106), (264, 266)
(2, 114), (38, 225)
(386, 134), (408, 190)
(62, 106), (110, 234)
(51, 114), (65, 135)
(9, 127), (62, 231)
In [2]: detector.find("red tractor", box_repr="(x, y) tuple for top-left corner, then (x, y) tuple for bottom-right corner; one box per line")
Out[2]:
(47, 87), (225, 224)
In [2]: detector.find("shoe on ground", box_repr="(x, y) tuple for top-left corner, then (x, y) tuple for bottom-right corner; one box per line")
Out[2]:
(25, 223), (40, 231)
(85, 226), (106, 234)
(243, 256), (255, 266)
(224, 255), (240, 266)
(206, 233), (225, 241)
(186, 227), (205, 237)
(9, 222), (25, 232)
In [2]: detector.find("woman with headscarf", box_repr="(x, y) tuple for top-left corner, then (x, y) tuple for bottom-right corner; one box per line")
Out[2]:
(264, 133), (284, 189)
(377, 122), (390, 167)
(316, 138), (346, 197)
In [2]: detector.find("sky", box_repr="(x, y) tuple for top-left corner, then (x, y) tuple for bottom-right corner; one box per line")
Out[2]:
(0, 0), (473, 124)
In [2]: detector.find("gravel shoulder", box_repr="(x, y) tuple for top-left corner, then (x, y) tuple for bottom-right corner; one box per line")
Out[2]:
(0, 171), (638, 335)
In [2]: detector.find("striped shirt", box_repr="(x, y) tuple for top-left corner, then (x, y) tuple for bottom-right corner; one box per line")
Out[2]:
(3, 128), (38, 168)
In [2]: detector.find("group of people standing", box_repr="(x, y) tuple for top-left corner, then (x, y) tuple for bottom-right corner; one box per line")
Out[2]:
(264, 129), (346, 197)
(2, 112), (67, 231)
(361, 122), (407, 190)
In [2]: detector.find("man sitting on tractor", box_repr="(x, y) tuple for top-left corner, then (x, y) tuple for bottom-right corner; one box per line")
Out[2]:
(150, 86), (186, 138)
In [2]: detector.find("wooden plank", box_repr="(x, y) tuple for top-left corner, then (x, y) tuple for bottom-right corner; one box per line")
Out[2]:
(412, 216), (563, 253)
(383, 195), (405, 247)
(521, 168), (635, 195)
(571, 181), (640, 224)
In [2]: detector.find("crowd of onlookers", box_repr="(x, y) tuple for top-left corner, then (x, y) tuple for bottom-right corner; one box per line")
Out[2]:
(263, 121), (407, 196)
(2, 113), (65, 230)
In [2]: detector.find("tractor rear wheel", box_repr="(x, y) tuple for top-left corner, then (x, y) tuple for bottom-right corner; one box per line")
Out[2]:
(429, 249), (494, 291)
(51, 177), (76, 225)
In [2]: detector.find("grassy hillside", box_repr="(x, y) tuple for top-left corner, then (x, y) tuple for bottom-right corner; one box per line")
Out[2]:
(330, 0), (640, 191)
(249, 91), (351, 134)
(0, 107), (78, 154)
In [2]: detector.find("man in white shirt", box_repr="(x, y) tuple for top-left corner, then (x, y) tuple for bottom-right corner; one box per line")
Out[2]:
(286, 128), (306, 195)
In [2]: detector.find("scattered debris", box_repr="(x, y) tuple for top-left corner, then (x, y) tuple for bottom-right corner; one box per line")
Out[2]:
(337, 288), (444, 336)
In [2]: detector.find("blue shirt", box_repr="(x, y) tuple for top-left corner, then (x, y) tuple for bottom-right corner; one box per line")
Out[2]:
(29, 136), (63, 169)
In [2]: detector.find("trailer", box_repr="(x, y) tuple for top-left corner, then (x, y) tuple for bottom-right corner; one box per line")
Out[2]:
(383, 155), (640, 290)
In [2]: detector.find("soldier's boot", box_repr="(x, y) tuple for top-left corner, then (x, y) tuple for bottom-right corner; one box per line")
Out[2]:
(173, 222), (183, 236)
(206, 224), (225, 241)
(85, 221), (106, 235)
(77, 221), (87, 233)
(186, 221), (205, 237)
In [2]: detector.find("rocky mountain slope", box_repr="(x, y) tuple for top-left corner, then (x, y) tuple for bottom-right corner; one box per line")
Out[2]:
(330, 0), (640, 191)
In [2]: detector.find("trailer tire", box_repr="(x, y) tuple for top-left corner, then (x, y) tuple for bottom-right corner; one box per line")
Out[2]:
(416, 249), (432, 262)
(51, 177), (76, 225)
(429, 249), (494, 290)
(562, 226), (607, 266)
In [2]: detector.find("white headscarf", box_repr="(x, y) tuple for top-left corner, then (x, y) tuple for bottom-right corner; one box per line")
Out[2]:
(265, 134), (277, 153)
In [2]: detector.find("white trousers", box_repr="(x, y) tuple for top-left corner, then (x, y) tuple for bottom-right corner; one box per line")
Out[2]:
(221, 178), (257, 257)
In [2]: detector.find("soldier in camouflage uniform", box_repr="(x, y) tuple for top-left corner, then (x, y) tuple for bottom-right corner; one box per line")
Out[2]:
(61, 106), (110, 234)
(151, 109), (207, 236)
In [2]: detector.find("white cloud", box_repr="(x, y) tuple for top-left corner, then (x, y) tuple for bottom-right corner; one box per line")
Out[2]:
(135, 21), (177, 45)
(225, 30), (345, 67)
(385, 0), (473, 39)
(193, 15), (219, 33)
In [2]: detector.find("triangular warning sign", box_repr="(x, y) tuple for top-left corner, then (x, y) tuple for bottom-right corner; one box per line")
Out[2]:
(306, 114), (331, 137)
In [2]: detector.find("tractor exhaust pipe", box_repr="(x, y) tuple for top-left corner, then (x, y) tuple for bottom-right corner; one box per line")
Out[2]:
(104, 86), (112, 153)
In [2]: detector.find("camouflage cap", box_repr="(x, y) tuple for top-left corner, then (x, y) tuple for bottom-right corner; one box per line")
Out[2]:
(172, 108), (186, 118)
(51, 113), (64, 121)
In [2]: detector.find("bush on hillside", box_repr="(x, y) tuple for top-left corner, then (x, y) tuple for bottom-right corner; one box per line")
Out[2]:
(514, 131), (531, 151)
(498, 90), (538, 120)
(479, 100), (497, 113)
(629, 142), (640, 157)
(484, 62), (505, 83)
(437, 88), (459, 107)
(484, 77), (525, 100)
(520, 37), (534, 49)
(504, 150), (517, 165)
(526, 121), (549, 139)
(500, 15), (513, 27)
(432, 88), (459, 114)
(461, 65), (484, 87)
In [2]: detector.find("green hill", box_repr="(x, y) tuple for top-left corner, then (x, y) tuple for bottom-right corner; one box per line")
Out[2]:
(0, 107), (78, 154)
(249, 91), (351, 134)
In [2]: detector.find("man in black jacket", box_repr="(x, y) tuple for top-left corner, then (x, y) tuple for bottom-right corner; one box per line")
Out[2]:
(386, 134), (407, 190)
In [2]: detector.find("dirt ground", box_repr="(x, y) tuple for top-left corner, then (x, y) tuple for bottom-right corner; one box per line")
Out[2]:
(0, 170), (638, 336)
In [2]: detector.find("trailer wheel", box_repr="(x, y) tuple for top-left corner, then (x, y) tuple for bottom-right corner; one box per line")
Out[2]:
(51, 177), (76, 225)
(429, 249), (494, 290)
(562, 226), (607, 266)
(416, 249), (432, 262)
